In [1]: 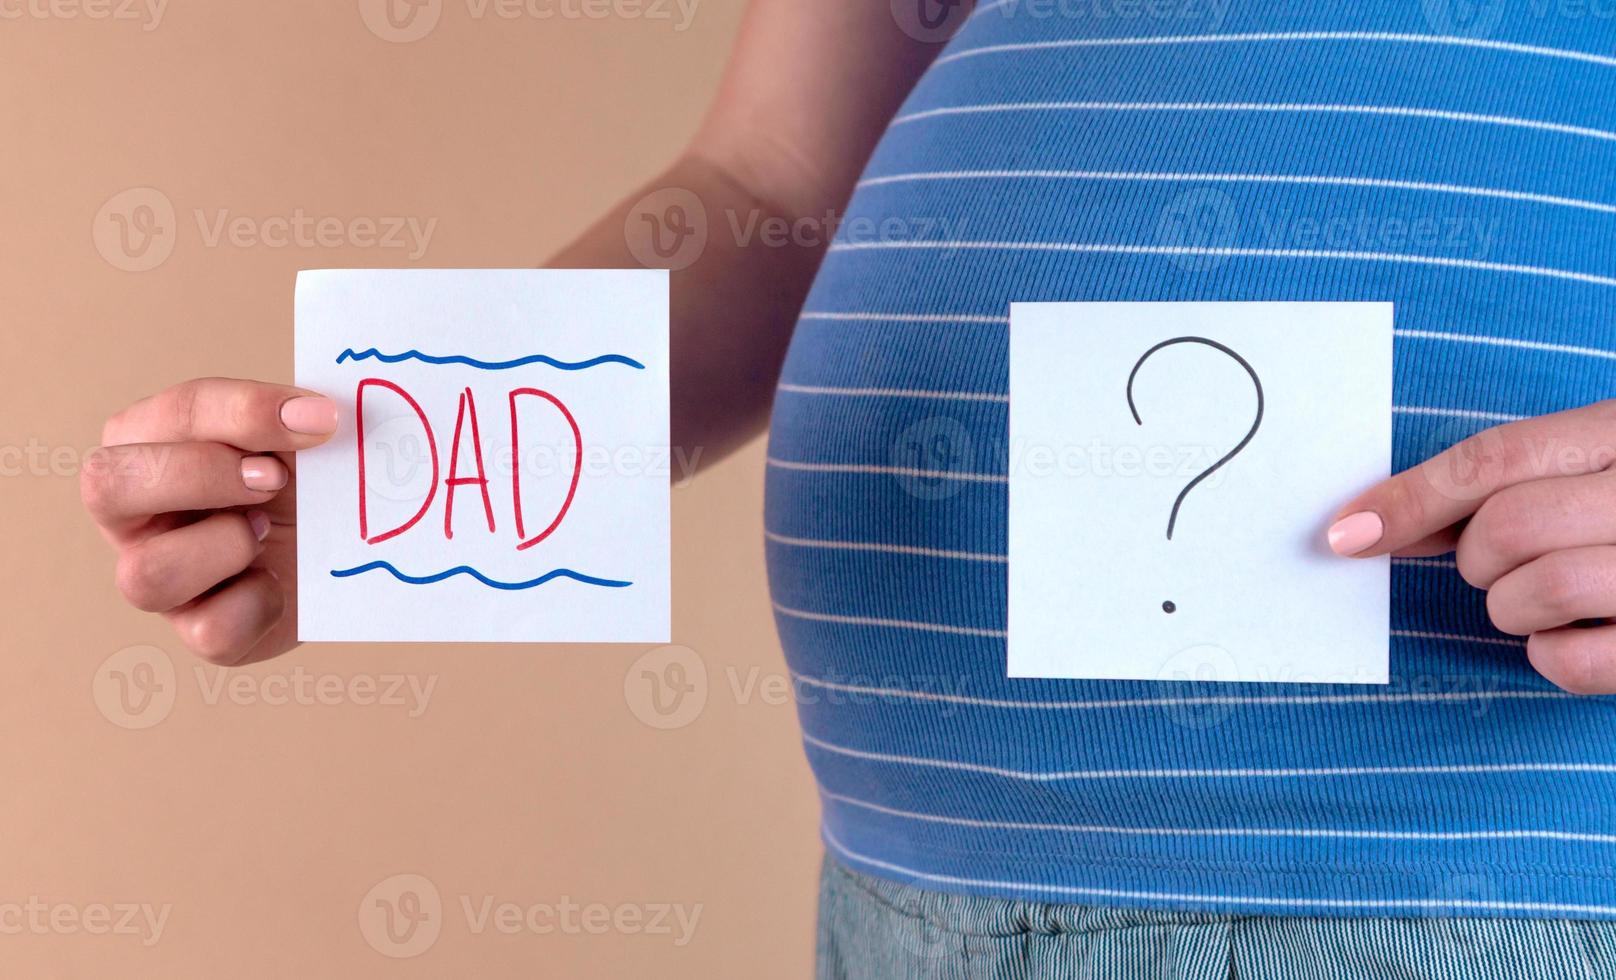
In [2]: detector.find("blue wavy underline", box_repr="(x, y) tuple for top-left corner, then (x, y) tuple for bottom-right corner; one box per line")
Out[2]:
(336, 348), (645, 371)
(330, 561), (632, 590)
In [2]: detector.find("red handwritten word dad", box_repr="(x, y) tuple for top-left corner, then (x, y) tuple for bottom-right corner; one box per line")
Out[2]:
(354, 379), (580, 551)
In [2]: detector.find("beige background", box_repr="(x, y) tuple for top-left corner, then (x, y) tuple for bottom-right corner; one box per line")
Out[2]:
(0, 1), (824, 976)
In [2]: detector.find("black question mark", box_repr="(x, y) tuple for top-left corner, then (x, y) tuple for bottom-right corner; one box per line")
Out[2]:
(1126, 336), (1264, 614)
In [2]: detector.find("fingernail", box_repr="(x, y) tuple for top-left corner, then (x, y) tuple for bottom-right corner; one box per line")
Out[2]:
(241, 456), (287, 492)
(280, 396), (338, 435)
(246, 509), (272, 542)
(1327, 511), (1384, 556)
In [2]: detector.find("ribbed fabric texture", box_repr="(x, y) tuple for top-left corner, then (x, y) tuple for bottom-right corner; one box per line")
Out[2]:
(815, 855), (1616, 978)
(765, 2), (1616, 918)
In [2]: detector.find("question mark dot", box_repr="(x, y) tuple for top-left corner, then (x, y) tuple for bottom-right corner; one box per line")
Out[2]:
(1162, 601), (1177, 614)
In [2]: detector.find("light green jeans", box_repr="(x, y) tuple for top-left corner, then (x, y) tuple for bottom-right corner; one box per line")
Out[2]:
(817, 855), (1616, 979)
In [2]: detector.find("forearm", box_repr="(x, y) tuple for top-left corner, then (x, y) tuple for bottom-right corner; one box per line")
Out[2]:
(550, 0), (967, 472)
(548, 151), (824, 469)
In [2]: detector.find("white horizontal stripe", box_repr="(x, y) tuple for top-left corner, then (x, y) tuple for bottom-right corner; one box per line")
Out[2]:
(934, 32), (1616, 72)
(801, 312), (1616, 367)
(1399, 327), (1616, 361)
(891, 102), (1616, 146)
(966, 0), (1014, 17)
(822, 827), (1616, 916)
(828, 239), (1616, 290)
(855, 169), (1616, 217)
(1396, 557), (1459, 569)
(765, 531), (1007, 563)
(775, 381), (1519, 423)
(774, 602), (1006, 638)
(777, 382), (1009, 403)
(792, 671), (1566, 711)
(778, 602), (1514, 649)
(1394, 405), (1525, 422)
(775, 381), (1517, 422)
(768, 534), (1458, 573)
(799, 310), (1008, 324)
(821, 788), (1616, 844)
(804, 731), (1615, 781)
(766, 456), (1007, 483)
(1395, 628), (1524, 647)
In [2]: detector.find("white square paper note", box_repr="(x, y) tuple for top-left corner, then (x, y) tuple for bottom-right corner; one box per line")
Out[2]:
(295, 269), (670, 644)
(1009, 302), (1391, 684)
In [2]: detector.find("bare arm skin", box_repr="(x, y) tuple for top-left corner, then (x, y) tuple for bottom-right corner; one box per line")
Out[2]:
(551, 0), (961, 467)
(82, 0), (966, 665)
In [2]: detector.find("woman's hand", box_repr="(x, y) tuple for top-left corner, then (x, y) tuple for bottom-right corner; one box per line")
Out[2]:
(82, 379), (338, 666)
(1328, 400), (1616, 694)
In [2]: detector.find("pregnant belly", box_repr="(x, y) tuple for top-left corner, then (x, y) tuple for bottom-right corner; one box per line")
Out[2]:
(759, 2), (1616, 913)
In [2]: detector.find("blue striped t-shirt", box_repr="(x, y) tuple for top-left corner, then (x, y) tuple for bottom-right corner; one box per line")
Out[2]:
(765, 0), (1616, 918)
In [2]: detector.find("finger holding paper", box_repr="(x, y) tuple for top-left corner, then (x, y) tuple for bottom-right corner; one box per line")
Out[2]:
(82, 378), (340, 665)
(1327, 400), (1616, 693)
(1326, 402), (1616, 559)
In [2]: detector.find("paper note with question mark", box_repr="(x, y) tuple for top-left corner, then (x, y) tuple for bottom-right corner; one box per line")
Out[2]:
(1008, 302), (1391, 684)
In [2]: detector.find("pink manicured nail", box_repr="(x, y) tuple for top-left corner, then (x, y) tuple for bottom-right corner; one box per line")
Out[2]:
(240, 456), (287, 492)
(1327, 512), (1384, 556)
(280, 395), (338, 435)
(246, 509), (272, 542)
